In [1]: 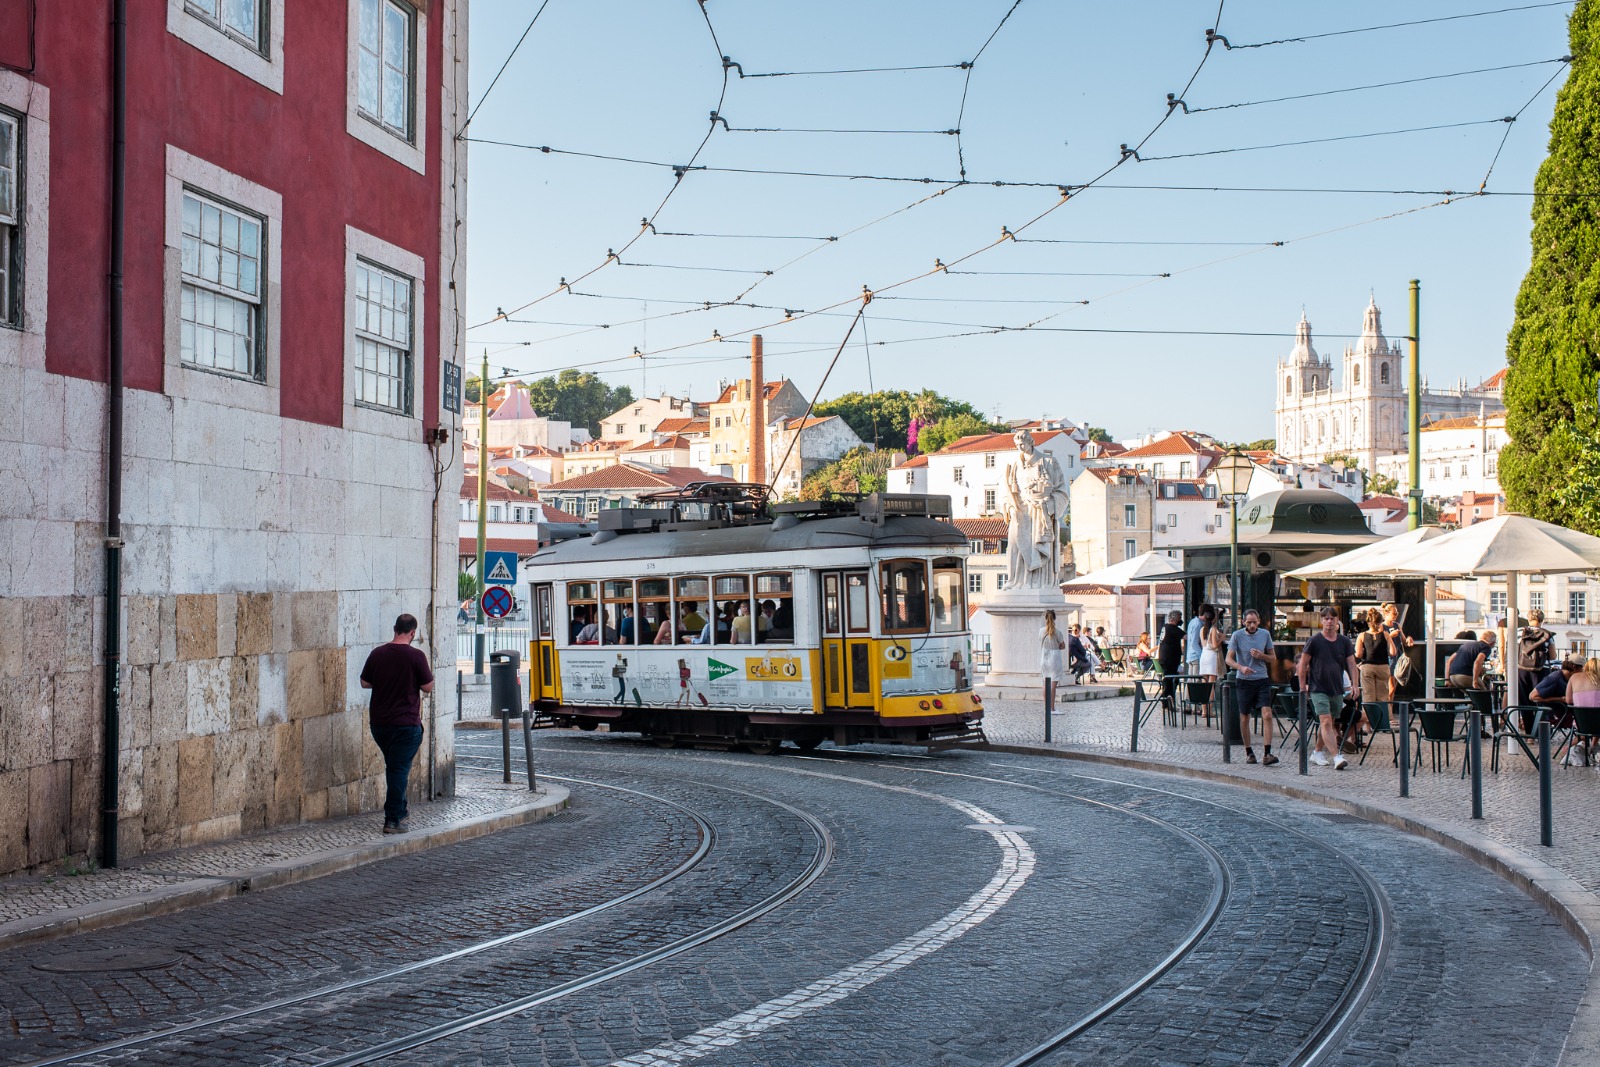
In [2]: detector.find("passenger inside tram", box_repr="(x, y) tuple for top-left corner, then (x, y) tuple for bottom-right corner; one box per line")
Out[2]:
(731, 602), (769, 644)
(575, 610), (615, 645)
(569, 606), (589, 644)
(678, 601), (707, 643)
(617, 605), (635, 644)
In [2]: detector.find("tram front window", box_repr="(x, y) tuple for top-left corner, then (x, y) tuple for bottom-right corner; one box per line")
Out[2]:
(881, 559), (930, 634)
(931, 557), (965, 634)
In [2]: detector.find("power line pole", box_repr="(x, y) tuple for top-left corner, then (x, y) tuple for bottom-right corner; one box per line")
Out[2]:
(1407, 280), (1422, 531)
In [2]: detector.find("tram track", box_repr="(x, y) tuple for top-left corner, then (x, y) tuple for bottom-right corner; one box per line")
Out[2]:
(523, 736), (1391, 1066)
(18, 771), (831, 1067)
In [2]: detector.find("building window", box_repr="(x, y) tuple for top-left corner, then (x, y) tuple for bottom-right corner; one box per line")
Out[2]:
(1531, 591), (1544, 614)
(953, 466), (964, 483)
(168, 0), (285, 93)
(1123, 504), (1136, 528)
(1489, 591), (1507, 616)
(1317, 418), (1325, 439)
(984, 453), (996, 469)
(1351, 414), (1359, 442)
(513, 506), (524, 522)
(586, 498), (600, 516)
(1124, 538), (1137, 560)
(1487, 453), (1498, 476)
(489, 505), (502, 521)
(614, 423), (624, 434)
(184, 0), (267, 53)
(352, 258), (413, 413)
(1353, 364), (1361, 385)
(1461, 462), (1468, 477)
(638, 423), (646, 433)
(968, 572), (983, 593)
(969, 539), (985, 554)
(1285, 375), (1292, 395)
(1332, 416), (1341, 439)
(0, 109), (18, 329)
(1180, 461), (1193, 478)
(179, 190), (264, 380)
(995, 573), (1008, 590)
(357, 0), (416, 140)
(1572, 591), (1588, 623)
(1380, 362), (1390, 384)
(983, 488), (997, 512)
(1167, 513), (1177, 527)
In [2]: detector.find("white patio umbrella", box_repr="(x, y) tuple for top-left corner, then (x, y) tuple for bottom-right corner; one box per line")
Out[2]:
(1385, 515), (1600, 707)
(1286, 527), (1450, 697)
(1064, 551), (1185, 644)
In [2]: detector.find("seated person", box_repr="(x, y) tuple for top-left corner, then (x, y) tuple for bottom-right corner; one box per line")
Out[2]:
(569, 608), (590, 644)
(731, 602), (769, 644)
(617, 606), (636, 644)
(677, 601), (707, 643)
(770, 600), (794, 640)
(1532, 659), (1578, 703)
(1447, 631), (1495, 690)
(576, 610), (616, 644)
(653, 617), (675, 645)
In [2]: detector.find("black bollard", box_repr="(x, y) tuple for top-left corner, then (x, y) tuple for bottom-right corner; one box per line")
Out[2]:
(1398, 701), (1411, 798)
(1221, 679), (1231, 764)
(501, 706), (512, 784)
(1469, 709), (1483, 820)
(1131, 681), (1141, 753)
(1298, 688), (1309, 776)
(520, 708), (538, 792)
(1044, 679), (1054, 744)
(1539, 721), (1553, 847)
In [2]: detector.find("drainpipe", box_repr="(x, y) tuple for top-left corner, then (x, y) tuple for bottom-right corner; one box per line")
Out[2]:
(102, 0), (127, 869)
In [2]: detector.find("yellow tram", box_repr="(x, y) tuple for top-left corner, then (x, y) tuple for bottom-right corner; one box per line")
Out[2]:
(525, 484), (985, 752)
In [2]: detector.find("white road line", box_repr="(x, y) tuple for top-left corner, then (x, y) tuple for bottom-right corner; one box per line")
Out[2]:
(611, 777), (1035, 1066)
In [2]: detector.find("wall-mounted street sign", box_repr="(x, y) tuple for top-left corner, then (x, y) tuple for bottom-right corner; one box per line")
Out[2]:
(443, 361), (462, 414)
(483, 551), (517, 585)
(481, 586), (514, 619)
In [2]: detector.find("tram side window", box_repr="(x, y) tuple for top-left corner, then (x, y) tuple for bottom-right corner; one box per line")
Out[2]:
(567, 582), (598, 644)
(675, 576), (710, 644)
(716, 574), (756, 644)
(535, 585), (552, 639)
(881, 559), (930, 634)
(639, 578), (670, 645)
(602, 579), (633, 645)
(755, 571), (793, 643)
(930, 557), (965, 634)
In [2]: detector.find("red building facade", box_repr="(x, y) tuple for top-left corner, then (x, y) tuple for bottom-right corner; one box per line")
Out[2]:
(0, 2), (467, 875)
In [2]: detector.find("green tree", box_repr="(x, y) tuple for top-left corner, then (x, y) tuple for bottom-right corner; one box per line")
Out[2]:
(814, 390), (988, 452)
(1083, 426), (1114, 443)
(916, 412), (996, 454)
(465, 375), (484, 405)
(458, 569), (479, 603)
(523, 370), (634, 436)
(797, 446), (896, 500)
(1502, 0), (1600, 533)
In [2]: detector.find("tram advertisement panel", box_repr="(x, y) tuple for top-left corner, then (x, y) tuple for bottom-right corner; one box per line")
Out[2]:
(878, 636), (973, 696)
(559, 649), (814, 711)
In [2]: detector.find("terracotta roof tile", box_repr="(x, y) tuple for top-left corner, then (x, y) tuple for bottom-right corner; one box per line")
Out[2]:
(459, 477), (540, 503)
(545, 464), (731, 492)
(1422, 412), (1505, 431)
(954, 517), (1007, 540)
(893, 454), (930, 469)
(1116, 432), (1219, 459)
(937, 429), (1065, 455)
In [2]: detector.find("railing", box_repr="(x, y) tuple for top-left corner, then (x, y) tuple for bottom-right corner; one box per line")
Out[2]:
(456, 626), (532, 664)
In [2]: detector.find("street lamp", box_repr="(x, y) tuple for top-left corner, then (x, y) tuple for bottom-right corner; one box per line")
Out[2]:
(1212, 448), (1255, 623)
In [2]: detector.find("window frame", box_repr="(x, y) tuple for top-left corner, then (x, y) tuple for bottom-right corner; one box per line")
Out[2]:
(343, 226), (425, 436)
(0, 105), (21, 331)
(351, 256), (415, 415)
(163, 146), (283, 413)
(345, 0), (429, 174)
(880, 558), (931, 635)
(178, 187), (266, 382)
(168, 0), (286, 94)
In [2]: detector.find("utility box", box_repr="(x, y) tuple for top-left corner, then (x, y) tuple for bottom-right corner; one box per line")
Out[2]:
(489, 650), (524, 719)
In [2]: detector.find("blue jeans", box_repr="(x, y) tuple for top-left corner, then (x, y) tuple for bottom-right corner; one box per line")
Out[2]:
(370, 724), (424, 824)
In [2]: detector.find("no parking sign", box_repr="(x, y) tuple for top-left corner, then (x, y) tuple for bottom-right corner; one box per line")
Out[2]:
(481, 586), (514, 619)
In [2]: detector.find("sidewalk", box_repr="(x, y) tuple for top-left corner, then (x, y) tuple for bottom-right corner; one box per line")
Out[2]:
(0, 772), (568, 950)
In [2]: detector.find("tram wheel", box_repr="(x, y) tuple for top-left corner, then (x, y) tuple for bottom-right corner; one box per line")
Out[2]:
(793, 736), (824, 752)
(742, 739), (781, 756)
(578, 722), (599, 732)
(652, 735), (678, 749)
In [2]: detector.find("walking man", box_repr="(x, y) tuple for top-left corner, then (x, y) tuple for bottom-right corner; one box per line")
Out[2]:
(360, 613), (435, 834)
(1226, 609), (1278, 766)
(1298, 606), (1359, 771)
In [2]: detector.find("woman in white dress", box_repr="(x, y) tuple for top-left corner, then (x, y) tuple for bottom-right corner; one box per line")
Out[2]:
(1041, 610), (1067, 709)
(1198, 614), (1225, 725)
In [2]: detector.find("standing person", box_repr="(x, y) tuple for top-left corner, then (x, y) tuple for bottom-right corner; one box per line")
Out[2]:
(1198, 611), (1224, 725)
(1380, 602), (1415, 698)
(1185, 604), (1213, 678)
(1355, 608), (1392, 706)
(1519, 609), (1556, 698)
(1157, 610), (1185, 715)
(1447, 631), (1495, 691)
(617, 605), (636, 645)
(360, 614), (435, 834)
(1041, 610), (1067, 713)
(1226, 609), (1278, 765)
(1298, 607), (1359, 771)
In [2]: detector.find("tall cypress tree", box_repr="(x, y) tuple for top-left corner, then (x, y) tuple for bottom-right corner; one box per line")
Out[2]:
(1501, 0), (1600, 532)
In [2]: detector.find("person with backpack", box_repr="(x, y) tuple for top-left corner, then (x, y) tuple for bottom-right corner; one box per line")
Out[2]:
(1519, 609), (1556, 699)
(1298, 606), (1359, 771)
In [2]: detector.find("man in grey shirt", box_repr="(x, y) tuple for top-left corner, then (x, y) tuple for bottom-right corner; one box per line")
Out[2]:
(1226, 609), (1278, 766)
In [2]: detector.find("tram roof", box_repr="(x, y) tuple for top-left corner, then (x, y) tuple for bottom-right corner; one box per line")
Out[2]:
(527, 513), (966, 569)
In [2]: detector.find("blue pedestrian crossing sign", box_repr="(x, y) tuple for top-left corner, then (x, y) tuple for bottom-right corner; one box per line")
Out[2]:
(483, 551), (518, 586)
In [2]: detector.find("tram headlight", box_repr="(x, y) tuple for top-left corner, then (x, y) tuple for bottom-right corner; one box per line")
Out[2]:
(918, 700), (930, 710)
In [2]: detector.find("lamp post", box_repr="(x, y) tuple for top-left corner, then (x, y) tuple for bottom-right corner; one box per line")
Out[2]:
(1212, 448), (1255, 622)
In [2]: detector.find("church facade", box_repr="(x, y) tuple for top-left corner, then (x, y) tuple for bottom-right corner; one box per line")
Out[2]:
(1274, 298), (1503, 472)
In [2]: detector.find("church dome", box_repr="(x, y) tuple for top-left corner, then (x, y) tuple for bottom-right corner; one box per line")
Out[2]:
(1287, 312), (1319, 364)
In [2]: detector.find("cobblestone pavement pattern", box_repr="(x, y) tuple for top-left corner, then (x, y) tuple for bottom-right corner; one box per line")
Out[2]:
(0, 728), (1582, 1066)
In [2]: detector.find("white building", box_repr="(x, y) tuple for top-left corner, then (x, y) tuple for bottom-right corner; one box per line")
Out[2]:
(463, 384), (577, 452)
(598, 393), (706, 445)
(1274, 298), (1504, 471)
(919, 424), (1086, 521)
(1374, 410), (1505, 499)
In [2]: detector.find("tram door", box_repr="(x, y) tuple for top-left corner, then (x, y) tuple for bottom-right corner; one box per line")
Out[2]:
(531, 583), (557, 702)
(820, 570), (873, 709)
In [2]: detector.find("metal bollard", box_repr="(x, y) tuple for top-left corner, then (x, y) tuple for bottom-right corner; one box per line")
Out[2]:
(1298, 688), (1309, 776)
(1398, 701), (1411, 798)
(456, 670), (463, 723)
(1221, 679), (1231, 764)
(1044, 680), (1054, 744)
(1131, 681), (1141, 753)
(501, 706), (512, 784)
(1539, 721), (1553, 847)
(520, 708), (538, 792)
(1469, 709), (1483, 820)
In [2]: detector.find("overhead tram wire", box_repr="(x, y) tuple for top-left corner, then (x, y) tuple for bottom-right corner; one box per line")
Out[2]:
(1211, 1), (1575, 50)
(767, 301), (870, 494)
(955, 0), (1027, 179)
(1178, 56), (1573, 113)
(1480, 59), (1573, 189)
(469, 0), (733, 330)
(457, 0), (554, 133)
(1137, 118), (1516, 163)
(732, 61), (972, 78)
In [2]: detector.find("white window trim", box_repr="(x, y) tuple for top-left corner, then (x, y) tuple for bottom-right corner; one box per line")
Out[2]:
(0, 74), (47, 364)
(343, 225), (424, 437)
(167, 0), (286, 95)
(346, 0), (429, 175)
(163, 146), (282, 414)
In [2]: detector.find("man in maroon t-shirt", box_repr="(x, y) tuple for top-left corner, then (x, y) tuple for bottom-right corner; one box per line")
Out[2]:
(360, 614), (435, 833)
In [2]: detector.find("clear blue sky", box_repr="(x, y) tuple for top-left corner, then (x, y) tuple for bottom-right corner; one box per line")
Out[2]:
(463, 1), (1574, 442)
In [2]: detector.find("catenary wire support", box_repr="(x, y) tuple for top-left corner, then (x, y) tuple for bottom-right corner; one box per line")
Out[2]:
(1166, 93), (1191, 114)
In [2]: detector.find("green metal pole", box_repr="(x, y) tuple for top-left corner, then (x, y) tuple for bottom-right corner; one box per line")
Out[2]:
(1407, 279), (1421, 531)
(474, 349), (489, 676)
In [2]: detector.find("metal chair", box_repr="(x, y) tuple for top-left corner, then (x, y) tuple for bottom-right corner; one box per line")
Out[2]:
(1273, 689), (1304, 753)
(1358, 701), (1408, 766)
(1180, 679), (1214, 729)
(1566, 706), (1600, 767)
(1414, 707), (1466, 773)
(1492, 703), (1547, 773)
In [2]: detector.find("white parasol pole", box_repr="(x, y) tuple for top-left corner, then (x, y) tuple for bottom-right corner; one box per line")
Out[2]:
(1507, 571), (1520, 708)
(1426, 575), (1437, 699)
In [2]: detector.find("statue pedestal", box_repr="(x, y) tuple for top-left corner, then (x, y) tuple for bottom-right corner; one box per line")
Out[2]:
(977, 588), (1076, 691)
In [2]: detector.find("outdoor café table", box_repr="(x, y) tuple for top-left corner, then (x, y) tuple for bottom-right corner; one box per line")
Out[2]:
(1132, 676), (1167, 733)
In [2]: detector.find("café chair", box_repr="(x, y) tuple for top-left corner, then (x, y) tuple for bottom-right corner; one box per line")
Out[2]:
(1180, 679), (1213, 729)
(1414, 707), (1466, 773)
(1273, 689), (1304, 754)
(1568, 707), (1600, 768)
(1358, 701), (1409, 767)
(1492, 704), (1547, 773)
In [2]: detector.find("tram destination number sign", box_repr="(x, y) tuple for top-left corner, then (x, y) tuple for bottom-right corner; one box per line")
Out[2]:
(481, 586), (514, 620)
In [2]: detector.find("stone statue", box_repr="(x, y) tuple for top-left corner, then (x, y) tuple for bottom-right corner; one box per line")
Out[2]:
(1004, 429), (1068, 590)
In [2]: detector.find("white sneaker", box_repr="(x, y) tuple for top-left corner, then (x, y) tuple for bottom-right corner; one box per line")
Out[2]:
(1311, 750), (1329, 767)
(1334, 756), (1349, 771)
